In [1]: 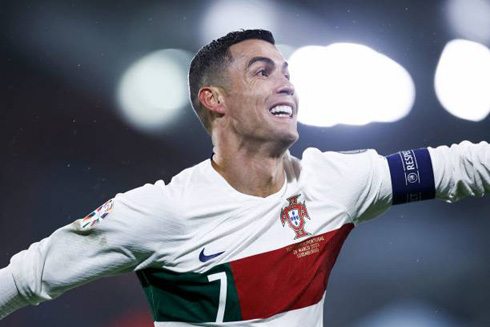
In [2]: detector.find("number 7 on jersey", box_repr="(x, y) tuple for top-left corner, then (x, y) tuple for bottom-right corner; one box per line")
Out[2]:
(207, 272), (228, 323)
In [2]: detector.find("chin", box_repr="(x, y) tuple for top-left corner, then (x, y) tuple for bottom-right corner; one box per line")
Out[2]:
(279, 129), (299, 148)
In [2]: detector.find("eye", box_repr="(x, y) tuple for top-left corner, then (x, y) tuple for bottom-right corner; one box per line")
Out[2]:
(257, 69), (269, 77)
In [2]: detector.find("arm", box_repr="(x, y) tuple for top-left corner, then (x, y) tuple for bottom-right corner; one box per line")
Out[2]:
(0, 198), (144, 319)
(429, 141), (490, 202)
(0, 266), (26, 319)
(385, 140), (490, 206)
(0, 181), (171, 320)
(325, 140), (489, 224)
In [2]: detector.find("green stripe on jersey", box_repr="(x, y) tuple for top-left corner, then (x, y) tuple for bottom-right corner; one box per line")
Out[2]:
(136, 263), (242, 323)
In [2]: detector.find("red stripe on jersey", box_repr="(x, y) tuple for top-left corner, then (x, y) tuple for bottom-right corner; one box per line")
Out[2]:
(229, 223), (354, 320)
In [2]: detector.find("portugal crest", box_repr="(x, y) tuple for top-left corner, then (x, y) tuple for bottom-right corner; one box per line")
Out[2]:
(280, 194), (311, 239)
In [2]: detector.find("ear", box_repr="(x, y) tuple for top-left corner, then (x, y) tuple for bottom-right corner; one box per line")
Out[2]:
(198, 87), (226, 115)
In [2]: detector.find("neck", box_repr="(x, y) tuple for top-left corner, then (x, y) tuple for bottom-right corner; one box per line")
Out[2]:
(211, 133), (288, 198)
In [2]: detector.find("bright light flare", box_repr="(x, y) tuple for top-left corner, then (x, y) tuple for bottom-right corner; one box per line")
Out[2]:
(446, 0), (490, 44)
(289, 43), (415, 127)
(435, 39), (490, 121)
(117, 49), (192, 133)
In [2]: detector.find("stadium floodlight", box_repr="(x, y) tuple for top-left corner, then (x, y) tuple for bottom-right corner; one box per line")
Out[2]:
(200, 0), (278, 44)
(288, 43), (415, 127)
(434, 39), (490, 121)
(117, 49), (192, 133)
(446, 0), (490, 44)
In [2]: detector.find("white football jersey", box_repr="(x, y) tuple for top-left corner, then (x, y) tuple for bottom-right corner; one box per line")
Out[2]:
(1, 141), (489, 326)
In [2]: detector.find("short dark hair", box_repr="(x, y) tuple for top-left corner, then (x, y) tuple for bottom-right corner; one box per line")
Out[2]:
(188, 29), (275, 134)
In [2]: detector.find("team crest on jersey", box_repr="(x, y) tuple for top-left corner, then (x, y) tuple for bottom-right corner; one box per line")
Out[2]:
(78, 199), (114, 231)
(280, 194), (311, 239)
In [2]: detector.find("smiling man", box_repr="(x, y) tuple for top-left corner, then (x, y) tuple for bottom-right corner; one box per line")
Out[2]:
(1, 29), (489, 326)
(195, 34), (299, 198)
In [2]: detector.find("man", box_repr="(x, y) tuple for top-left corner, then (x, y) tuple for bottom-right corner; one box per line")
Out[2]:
(0, 29), (489, 326)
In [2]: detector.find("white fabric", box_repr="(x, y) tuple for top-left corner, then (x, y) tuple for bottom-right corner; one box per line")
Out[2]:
(0, 142), (489, 325)
(0, 266), (27, 319)
(429, 141), (490, 202)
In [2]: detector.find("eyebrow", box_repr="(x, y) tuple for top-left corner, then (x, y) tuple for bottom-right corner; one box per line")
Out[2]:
(247, 56), (289, 69)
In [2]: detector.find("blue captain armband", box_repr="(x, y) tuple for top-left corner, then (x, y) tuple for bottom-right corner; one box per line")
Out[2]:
(386, 148), (436, 205)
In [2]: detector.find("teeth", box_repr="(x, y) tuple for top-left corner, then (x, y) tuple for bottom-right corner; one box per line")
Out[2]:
(270, 105), (293, 117)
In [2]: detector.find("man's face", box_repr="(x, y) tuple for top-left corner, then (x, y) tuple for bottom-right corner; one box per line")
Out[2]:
(220, 39), (299, 150)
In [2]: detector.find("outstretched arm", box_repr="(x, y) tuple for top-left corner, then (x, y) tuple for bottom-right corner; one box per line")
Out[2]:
(0, 199), (143, 319)
(0, 267), (26, 319)
(0, 181), (171, 320)
(384, 140), (489, 207)
(324, 140), (490, 224)
(430, 141), (490, 202)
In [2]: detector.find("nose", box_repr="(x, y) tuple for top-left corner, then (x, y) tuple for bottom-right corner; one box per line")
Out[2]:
(277, 79), (295, 96)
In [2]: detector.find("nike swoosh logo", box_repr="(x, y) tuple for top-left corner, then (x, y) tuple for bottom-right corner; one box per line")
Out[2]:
(199, 248), (225, 262)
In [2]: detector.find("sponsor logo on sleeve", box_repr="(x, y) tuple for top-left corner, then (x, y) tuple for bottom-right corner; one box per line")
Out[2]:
(400, 150), (422, 201)
(78, 199), (114, 231)
(387, 148), (435, 204)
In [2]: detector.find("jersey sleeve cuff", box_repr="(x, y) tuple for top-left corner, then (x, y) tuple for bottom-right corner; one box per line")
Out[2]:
(0, 266), (28, 320)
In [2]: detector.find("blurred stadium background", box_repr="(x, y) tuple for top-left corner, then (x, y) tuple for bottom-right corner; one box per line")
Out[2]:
(1, 0), (490, 326)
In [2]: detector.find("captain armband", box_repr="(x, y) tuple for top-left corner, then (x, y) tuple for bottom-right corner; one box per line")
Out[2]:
(386, 148), (435, 205)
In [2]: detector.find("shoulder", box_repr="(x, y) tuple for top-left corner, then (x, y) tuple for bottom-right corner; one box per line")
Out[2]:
(113, 159), (210, 218)
(297, 147), (388, 196)
(301, 147), (381, 171)
(161, 159), (213, 200)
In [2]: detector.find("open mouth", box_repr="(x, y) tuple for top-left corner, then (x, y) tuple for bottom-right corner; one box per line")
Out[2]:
(269, 105), (293, 118)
